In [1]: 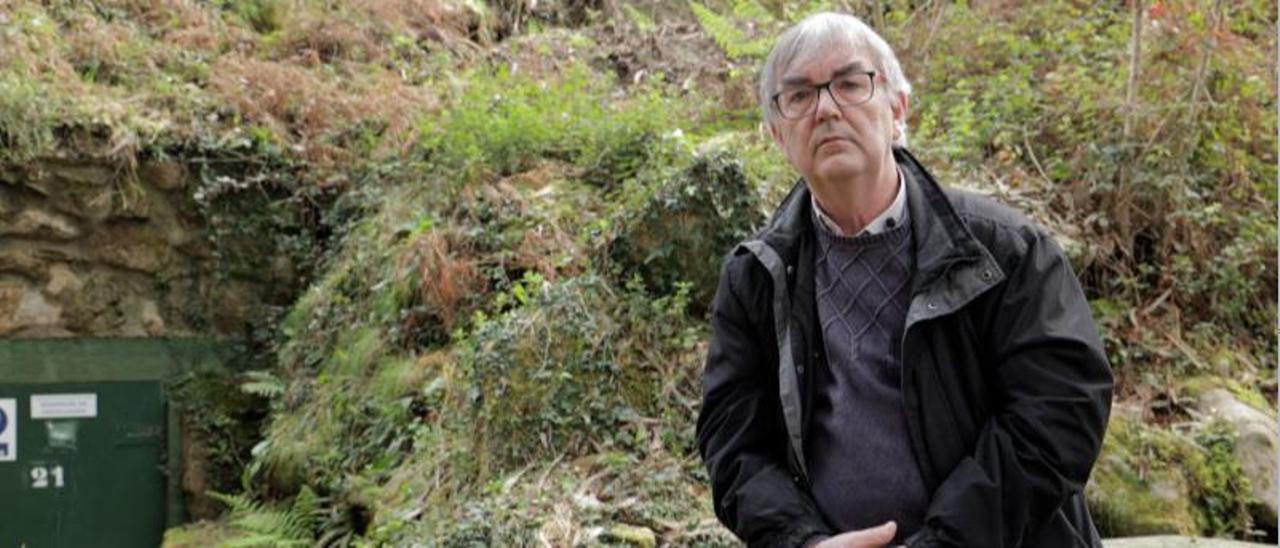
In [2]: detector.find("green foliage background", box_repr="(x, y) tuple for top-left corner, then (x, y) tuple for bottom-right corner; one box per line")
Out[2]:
(2, 0), (1274, 545)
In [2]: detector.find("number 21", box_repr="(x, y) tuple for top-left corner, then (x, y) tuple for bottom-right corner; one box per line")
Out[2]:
(30, 465), (64, 488)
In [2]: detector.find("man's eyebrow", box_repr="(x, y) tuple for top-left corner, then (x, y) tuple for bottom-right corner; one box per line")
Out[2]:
(780, 62), (870, 87)
(831, 61), (870, 77)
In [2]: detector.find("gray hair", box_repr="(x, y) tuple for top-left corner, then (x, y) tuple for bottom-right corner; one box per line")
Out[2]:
(759, 12), (912, 146)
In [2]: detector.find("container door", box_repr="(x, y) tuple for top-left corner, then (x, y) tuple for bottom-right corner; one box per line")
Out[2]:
(0, 381), (166, 548)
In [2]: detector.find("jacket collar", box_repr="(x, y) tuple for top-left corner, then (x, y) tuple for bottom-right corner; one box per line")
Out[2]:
(753, 147), (1001, 303)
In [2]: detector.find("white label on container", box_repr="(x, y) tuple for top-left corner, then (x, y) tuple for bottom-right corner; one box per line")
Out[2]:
(0, 398), (16, 461)
(31, 394), (97, 419)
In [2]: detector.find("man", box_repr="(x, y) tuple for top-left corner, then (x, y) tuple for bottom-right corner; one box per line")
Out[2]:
(696, 12), (1113, 548)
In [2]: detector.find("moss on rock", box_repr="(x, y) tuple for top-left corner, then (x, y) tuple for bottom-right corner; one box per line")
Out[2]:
(1089, 407), (1260, 539)
(1088, 409), (1199, 536)
(1182, 376), (1271, 416)
(162, 520), (248, 547)
(1188, 419), (1255, 536)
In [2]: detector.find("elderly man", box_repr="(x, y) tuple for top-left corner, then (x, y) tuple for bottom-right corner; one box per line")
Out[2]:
(696, 12), (1113, 548)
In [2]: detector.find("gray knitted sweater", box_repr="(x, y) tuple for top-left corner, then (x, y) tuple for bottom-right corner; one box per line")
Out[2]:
(805, 203), (929, 541)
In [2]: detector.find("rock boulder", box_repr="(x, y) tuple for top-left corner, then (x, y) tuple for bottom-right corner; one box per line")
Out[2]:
(1195, 388), (1279, 527)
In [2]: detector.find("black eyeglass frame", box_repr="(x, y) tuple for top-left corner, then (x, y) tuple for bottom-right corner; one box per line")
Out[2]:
(770, 70), (878, 120)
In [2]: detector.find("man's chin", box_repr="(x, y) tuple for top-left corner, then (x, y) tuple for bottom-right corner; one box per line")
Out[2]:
(813, 158), (867, 184)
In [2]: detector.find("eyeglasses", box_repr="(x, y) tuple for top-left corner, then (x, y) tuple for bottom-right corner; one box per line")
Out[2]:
(771, 71), (877, 119)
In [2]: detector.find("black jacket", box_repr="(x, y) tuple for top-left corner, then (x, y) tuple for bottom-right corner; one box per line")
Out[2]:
(696, 148), (1113, 547)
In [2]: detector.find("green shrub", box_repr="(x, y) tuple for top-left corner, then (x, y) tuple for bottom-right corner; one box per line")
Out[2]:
(459, 275), (632, 475)
(607, 151), (761, 313)
(419, 63), (679, 187)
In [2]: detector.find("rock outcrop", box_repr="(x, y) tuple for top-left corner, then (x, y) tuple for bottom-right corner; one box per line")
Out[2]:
(0, 159), (289, 338)
(1195, 388), (1279, 528)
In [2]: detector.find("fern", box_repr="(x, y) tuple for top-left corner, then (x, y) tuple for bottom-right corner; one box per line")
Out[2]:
(291, 485), (322, 524)
(208, 489), (316, 545)
(688, 2), (773, 60)
(731, 0), (774, 22)
(207, 490), (260, 514)
(240, 370), (287, 399)
(622, 4), (656, 31)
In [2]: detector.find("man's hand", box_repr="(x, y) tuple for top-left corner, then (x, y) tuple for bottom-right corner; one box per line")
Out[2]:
(812, 521), (898, 548)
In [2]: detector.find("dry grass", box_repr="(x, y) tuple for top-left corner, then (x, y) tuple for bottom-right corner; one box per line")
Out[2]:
(206, 52), (437, 167)
(0, 5), (79, 82)
(276, 13), (379, 65)
(270, 0), (480, 65)
(61, 11), (155, 86)
(208, 54), (357, 158)
(399, 230), (482, 333)
(198, 0), (461, 167)
(120, 0), (253, 52)
(1, 0), (468, 172)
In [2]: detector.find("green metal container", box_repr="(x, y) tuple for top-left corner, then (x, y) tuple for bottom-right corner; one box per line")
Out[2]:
(0, 339), (234, 548)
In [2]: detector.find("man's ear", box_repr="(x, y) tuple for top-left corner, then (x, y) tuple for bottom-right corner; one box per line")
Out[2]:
(890, 91), (910, 140)
(768, 120), (784, 148)
(891, 92), (909, 124)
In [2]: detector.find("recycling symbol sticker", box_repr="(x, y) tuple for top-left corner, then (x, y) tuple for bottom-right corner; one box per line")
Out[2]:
(0, 398), (14, 461)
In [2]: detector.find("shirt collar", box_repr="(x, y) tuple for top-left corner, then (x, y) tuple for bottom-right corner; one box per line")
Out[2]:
(811, 167), (907, 238)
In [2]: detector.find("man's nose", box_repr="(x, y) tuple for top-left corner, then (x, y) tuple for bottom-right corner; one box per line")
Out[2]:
(813, 86), (842, 121)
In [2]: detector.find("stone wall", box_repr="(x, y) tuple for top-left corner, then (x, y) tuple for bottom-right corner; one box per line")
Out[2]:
(0, 159), (288, 339)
